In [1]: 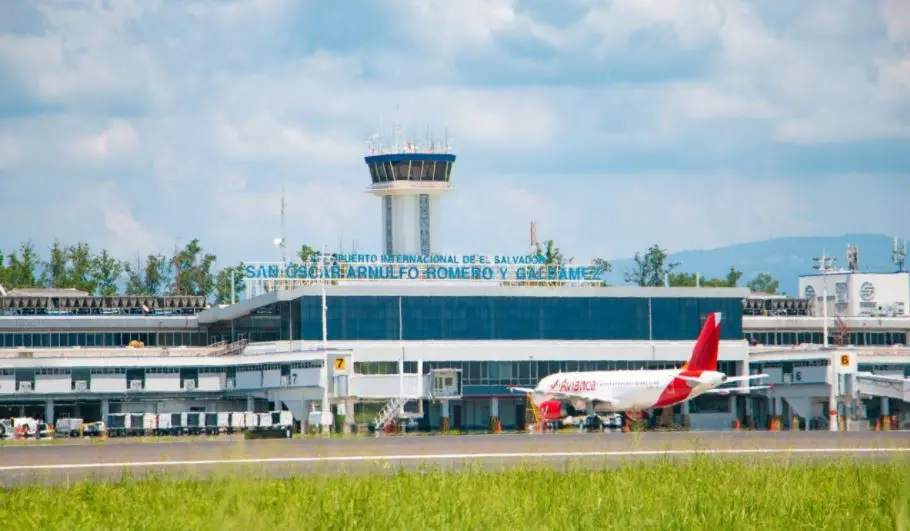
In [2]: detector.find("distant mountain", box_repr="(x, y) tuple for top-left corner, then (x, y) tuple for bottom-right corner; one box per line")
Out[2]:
(602, 234), (908, 295)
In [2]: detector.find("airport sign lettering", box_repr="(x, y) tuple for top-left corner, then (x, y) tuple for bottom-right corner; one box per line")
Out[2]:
(243, 254), (604, 283)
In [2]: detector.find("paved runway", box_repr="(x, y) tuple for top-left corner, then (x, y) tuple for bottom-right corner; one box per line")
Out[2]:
(2, 431), (909, 486)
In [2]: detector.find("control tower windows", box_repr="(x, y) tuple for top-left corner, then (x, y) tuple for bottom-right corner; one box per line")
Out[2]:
(422, 161), (435, 180)
(368, 164), (379, 184)
(434, 162), (448, 181)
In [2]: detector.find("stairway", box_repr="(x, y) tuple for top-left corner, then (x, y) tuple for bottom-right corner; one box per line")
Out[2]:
(372, 397), (408, 431)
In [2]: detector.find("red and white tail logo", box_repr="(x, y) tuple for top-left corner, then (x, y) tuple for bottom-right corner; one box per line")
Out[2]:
(683, 312), (722, 372)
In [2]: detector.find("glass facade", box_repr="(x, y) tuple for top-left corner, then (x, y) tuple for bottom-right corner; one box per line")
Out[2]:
(298, 295), (744, 342)
(746, 330), (907, 347)
(205, 301), (299, 344)
(1, 295), (744, 349)
(0, 330), (206, 348)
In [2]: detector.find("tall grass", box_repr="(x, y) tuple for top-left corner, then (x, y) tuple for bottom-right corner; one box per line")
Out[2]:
(1, 458), (908, 530)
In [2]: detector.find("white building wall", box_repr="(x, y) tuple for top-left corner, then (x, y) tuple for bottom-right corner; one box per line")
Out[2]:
(236, 370), (262, 390)
(0, 375), (15, 394)
(35, 374), (71, 394)
(799, 272), (909, 317)
(428, 194), (441, 255)
(197, 372), (226, 391)
(145, 373), (181, 392)
(262, 369), (281, 388)
(351, 375), (421, 398)
(290, 368), (321, 387)
(392, 194), (419, 255)
(90, 374), (127, 393)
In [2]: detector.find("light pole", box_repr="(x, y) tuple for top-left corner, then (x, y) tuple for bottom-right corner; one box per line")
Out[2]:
(320, 245), (332, 434)
(812, 250), (835, 349)
(813, 249), (837, 432)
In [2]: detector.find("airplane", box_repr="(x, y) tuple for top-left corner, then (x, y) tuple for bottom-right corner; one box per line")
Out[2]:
(508, 312), (771, 422)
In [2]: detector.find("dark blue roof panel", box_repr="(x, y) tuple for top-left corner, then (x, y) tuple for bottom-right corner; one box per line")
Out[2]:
(365, 153), (456, 164)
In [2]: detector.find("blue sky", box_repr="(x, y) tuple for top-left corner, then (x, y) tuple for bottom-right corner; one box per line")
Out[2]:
(1, 0), (909, 270)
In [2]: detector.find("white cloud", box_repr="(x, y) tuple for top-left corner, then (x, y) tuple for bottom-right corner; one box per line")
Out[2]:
(0, 136), (22, 170)
(64, 119), (141, 163)
(880, 0), (910, 42)
(0, 0), (908, 271)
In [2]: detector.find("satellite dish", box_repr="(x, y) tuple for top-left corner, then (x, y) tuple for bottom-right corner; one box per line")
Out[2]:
(273, 238), (285, 248)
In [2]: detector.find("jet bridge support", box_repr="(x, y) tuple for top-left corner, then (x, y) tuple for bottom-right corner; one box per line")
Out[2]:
(426, 368), (462, 432)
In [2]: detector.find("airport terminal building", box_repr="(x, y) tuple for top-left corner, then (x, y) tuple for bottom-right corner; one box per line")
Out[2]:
(2, 144), (909, 435)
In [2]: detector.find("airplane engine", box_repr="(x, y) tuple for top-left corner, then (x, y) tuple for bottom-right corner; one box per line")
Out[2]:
(538, 400), (570, 420)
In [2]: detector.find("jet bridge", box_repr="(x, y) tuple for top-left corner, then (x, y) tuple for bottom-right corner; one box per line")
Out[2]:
(853, 372), (910, 402)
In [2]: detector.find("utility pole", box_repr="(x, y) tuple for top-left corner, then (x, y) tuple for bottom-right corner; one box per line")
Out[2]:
(813, 249), (837, 432)
(813, 250), (835, 349)
(320, 245), (331, 434)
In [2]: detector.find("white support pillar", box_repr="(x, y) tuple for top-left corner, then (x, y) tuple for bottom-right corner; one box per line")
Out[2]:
(440, 400), (450, 432)
(343, 398), (356, 433)
(44, 399), (54, 425)
(489, 397), (500, 432)
(247, 396), (255, 413)
(829, 365), (838, 432)
(100, 399), (110, 421)
(302, 399), (310, 433)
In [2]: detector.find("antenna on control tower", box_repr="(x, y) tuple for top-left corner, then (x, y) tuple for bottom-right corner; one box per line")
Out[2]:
(893, 237), (907, 272)
(846, 243), (859, 272)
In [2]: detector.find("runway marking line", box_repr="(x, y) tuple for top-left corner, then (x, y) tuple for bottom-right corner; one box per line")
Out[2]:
(2, 447), (910, 472)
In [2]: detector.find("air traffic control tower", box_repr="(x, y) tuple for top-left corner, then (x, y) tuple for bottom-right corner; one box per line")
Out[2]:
(364, 139), (455, 256)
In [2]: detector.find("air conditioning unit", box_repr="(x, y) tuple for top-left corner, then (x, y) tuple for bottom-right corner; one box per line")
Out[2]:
(74, 380), (88, 392)
(129, 379), (143, 391)
(183, 379), (196, 391)
(18, 381), (32, 393)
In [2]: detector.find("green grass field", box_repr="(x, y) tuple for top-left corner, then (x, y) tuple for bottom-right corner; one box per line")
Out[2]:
(1, 458), (908, 530)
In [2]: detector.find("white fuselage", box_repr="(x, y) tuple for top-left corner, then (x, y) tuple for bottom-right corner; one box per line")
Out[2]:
(532, 370), (727, 412)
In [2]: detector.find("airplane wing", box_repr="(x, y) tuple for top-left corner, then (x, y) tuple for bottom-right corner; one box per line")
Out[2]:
(704, 385), (773, 395)
(724, 374), (769, 384)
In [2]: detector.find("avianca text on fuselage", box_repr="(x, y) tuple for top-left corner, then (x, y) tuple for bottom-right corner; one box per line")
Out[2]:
(548, 378), (598, 393)
(508, 312), (771, 421)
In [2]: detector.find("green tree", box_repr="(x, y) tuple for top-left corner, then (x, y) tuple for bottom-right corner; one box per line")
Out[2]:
(169, 240), (217, 300)
(747, 272), (780, 294)
(0, 251), (8, 288)
(40, 240), (69, 289)
(122, 253), (171, 296)
(66, 242), (97, 294)
(535, 239), (565, 266)
(4, 241), (40, 288)
(93, 250), (123, 296)
(592, 257), (612, 274)
(123, 256), (146, 295)
(298, 244), (319, 262)
(625, 244), (679, 287)
(215, 263), (246, 304)
(145, 254), (170, 295)
(668, 266), (743, 288)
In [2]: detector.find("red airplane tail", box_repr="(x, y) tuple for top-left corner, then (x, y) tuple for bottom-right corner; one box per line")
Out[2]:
(682, 312), (722, 372)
